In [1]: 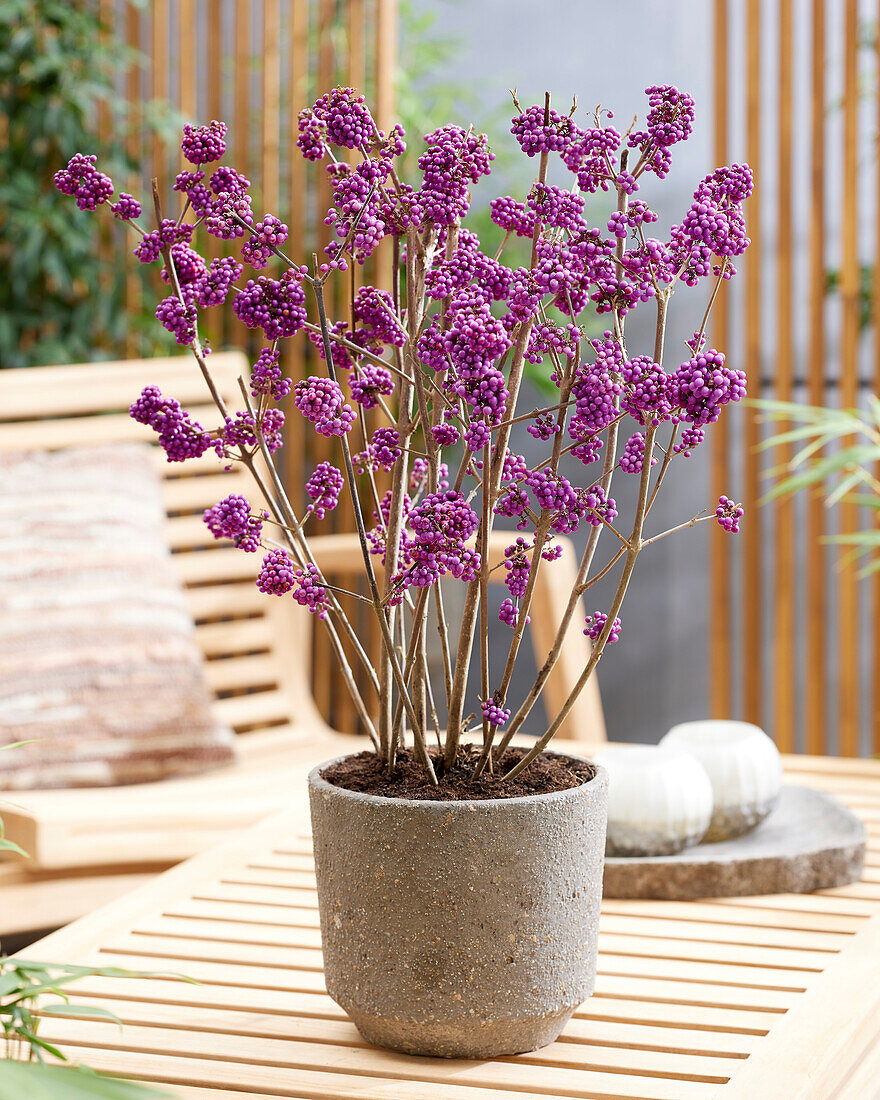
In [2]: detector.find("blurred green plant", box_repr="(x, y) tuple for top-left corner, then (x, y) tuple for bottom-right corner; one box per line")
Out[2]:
(757, 396), (880, 575)
(0, 1061), (173, 1099)
(0, 0), (181, 368)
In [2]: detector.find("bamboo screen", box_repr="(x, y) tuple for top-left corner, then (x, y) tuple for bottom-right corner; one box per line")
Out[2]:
(711, 0), (878, 755)
(99, 0), (396, 732)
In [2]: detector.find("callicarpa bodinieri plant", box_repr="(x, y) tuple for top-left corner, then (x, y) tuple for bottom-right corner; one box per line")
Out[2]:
(56, 85), (750, 789)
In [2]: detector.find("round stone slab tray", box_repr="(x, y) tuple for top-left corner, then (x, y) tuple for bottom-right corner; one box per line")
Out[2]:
(603, 785), (866, 900)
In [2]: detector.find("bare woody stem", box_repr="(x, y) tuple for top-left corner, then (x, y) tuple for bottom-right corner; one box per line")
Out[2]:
(310, 275), (438, 784)
(473, 367), (575, 777)
(443, 316), (533, 766)
(378, 236), (410, 764)
(504, 421), (658, 782)
(233, 386), (381, 749)
(495, 286), (667, 757)
(443, 93), (553, 768)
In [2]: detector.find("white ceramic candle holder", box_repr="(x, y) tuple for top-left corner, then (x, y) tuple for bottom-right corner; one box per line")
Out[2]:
(593, 744), (714, 857)
(660, 720), (783, 842)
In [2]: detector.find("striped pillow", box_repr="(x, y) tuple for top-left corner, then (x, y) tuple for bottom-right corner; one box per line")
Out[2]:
(0, 444), (236, 789)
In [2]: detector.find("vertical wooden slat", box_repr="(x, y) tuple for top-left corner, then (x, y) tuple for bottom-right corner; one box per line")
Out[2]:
(96, 0), (114, 354)
(283, 0), (309, 516)
(125, 2), (142, 358)
(774, 0), (795, 752)
(151, 1), (169, 187)
(348, 0), (381, 730)
(374, 0), (397, 132)
(262, 0), (281, 217)
(312, 0), (337, 726)
(372, 0), (397, 295)
(202, 0), (224, 353)
(711, 0), (732, 720)
(178, 0), (197, 127)
(230, 0), (251, 353)
(743, 0), (764, 726)
(806, 0), (828, 755)
(839, 0), (860, 755)
(875, 0), (880, 752)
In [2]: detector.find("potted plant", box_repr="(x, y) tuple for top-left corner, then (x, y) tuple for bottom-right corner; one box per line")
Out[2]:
(54, 84), (751, 1057)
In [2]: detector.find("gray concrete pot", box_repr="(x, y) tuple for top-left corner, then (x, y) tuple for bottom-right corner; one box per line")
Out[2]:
(308, 753), (608, 1058)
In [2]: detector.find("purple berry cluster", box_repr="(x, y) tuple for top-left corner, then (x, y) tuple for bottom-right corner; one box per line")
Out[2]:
(234, 274), (308, 340)
(511, 104), (575, 157)
(156, 294), (197, 346)
(111, 193), (142, 220)
(670, 349), (747, 426)
(490, 195), (535, 238)
(292, 563), (330, 618)
(294, 377), (356, 437)
(181, 120), (228, 165)
(130, 386), (211, 463)
(418, 125), (493, 225)
(251, 347), (291, 402)
(242, 214), (289, 269)
(54, 154), (114, 211)
(257, 548), (297, 595)
(134, 219), (193, 264)
(527, 183), (584, 231)
(364, 427), (402, 471)
(297, 87), (378, 161)
(716, 495), (743, 533)
(619, 431), (658, 475)
(584, 612), (622, 644)
(306, 462), (344, 519)
(349, 364), (394, 409)
(482, 697), (511, 727)
(397, 490), (480, 590)
(204, 495), (263, 552)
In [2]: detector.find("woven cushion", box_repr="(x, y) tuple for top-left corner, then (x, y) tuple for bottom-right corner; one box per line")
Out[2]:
(0, 444), (235, 789)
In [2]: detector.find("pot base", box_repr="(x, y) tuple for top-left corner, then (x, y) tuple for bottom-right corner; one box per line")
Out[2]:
(347, 1004), (576, 1059)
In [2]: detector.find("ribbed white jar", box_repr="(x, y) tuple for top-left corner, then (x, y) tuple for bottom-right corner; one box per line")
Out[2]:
(661, 720), (782, 841)
(594, 744), (714, 857)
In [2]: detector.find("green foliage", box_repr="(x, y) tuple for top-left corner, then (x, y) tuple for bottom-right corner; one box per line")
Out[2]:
(0, 0), (180, 368)
(0, 1061), (173, 1099)
(756, 396), (880, 575)
(0, 958), (195, 1065)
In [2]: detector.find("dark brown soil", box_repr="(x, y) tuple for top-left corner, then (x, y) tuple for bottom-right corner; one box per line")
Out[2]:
(320, 745), (596, 802)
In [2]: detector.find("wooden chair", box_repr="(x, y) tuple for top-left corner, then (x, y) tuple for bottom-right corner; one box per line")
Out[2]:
(0, 353), (605, 938)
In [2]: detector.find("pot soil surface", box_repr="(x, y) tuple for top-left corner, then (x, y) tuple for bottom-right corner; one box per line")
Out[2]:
(321, 745), (596, 801)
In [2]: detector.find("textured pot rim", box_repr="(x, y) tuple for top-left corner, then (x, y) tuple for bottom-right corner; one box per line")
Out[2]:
(308, 751), (606, 811)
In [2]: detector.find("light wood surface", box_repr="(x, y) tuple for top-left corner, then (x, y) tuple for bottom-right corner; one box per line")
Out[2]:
(0, 355), (604, 929)
(16, 752), (880, 1099)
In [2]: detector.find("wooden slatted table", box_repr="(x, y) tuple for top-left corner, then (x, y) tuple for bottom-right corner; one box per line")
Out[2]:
(21, 752), (880, 1100)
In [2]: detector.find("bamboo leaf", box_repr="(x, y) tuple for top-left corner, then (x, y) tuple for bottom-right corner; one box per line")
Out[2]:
(825, 469), (871, 506)
(0, 1062), (173, 1100)
(14, 1025), (67, 1062)
(756, 424), (841, 450)
(824, 530), (880, 546)
(39, 1003), (122, 1028)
